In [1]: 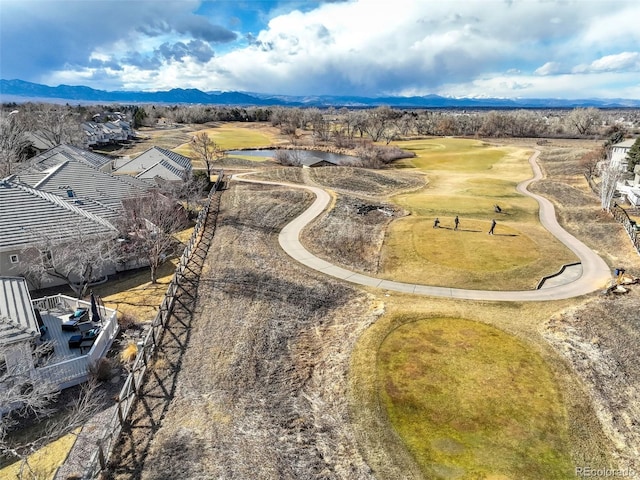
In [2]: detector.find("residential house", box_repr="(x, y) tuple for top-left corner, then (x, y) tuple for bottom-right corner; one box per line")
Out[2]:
(1, 145), (153, 288)
(23, 131), (54, 154)
(81, 118), (136, 149)
(24, 143), (114, 173)
(617, 164), (640, 206)
(0, 178), (119, 289)
(610, 138), (637, 170)
(113, 146), (193, 182)
(0, 276), (119, 393)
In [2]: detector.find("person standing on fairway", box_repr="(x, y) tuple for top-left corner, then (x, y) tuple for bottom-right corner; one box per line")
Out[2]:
(433, 218), (440, 228)
(488, 219), (496, 235)
(454, 216), (459, 230)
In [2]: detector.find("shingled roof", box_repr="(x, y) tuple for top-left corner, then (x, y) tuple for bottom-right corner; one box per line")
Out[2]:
(15, 156), (150, 209)
(0, 276), (39, 346)
(114, 146), (192, 178)
(136, 159), (188, 181)
(26, 144), (113, 171)
(0, 178), (116, 251)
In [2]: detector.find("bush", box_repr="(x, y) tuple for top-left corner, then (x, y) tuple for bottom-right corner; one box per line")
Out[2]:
(274, 149), (301, 166)
(120, 343), (139, 364)
(89, 357), (114, 382)
(118, 312), (140, 331)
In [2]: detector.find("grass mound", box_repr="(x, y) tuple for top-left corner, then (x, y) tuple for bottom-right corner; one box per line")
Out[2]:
(377, 317), (573, 479)
(309, 167), (424, 196)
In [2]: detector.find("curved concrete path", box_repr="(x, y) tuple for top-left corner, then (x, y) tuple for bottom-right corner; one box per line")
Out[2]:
(234, 150), (611, 301)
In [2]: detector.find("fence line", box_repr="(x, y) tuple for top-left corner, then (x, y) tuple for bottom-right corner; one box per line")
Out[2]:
(82, 173), (225, 479)
(611, 203), (640, 254)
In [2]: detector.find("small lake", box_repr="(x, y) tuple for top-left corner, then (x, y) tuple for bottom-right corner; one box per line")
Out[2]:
(226, 149), (360, 165)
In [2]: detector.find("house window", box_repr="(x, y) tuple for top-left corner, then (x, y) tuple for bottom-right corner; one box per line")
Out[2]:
(9, 254), (19, 264)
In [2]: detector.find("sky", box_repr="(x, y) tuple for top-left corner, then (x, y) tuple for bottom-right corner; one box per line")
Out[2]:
(1, 0), (639, 99)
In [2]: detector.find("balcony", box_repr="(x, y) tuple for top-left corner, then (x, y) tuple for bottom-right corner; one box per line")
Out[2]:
(30, 294), (119, 390)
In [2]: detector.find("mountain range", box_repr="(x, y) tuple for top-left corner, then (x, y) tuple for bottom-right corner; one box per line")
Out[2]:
(2, 79), (640, 109)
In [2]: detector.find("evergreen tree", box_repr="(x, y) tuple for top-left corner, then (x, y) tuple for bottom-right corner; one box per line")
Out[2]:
(133, 106), (147, 128)
(626, 138), (640, 173)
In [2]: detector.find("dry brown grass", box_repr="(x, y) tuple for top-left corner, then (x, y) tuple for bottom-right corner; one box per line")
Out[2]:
(120, 343), (138, 364)
(109, 183), (380, 480)
(531, 144), (640, 270)
(543, 288), (640, 473)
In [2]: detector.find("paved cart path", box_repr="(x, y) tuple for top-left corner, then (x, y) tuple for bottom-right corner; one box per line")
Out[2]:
(234, 150), (611, 301)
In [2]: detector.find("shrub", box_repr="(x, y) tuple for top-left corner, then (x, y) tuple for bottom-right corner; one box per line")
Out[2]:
(118, 312), (139, 331)
(120, 343), (138, 364)
(89, 357), (114, 382)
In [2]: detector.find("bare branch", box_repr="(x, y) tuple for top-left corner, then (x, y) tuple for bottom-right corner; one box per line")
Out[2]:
(118, 192), (188, 283)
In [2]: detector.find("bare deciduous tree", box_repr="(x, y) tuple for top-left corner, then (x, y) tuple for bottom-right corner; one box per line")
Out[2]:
(274, 149), (302, 166)
(565, 107), (602, 136)
(190, 132), (224, 180)
(20, 227), (120, 298)
(21, 103), (84, 147)
(1, 367), (104, 480)
(363, 106), (397, 142)
(167, 171), (209, 213)
(598, 150), (624, 211)
(119, 192), (188, 283)
(0, 111), (31, 177)
(580, 147), (606, 178)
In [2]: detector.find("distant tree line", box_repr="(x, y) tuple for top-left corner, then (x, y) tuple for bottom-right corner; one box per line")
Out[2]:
(3, 102), (640, 177)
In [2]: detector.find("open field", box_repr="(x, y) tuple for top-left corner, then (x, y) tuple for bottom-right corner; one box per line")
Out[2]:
(107, 183), (379, 479)
(173, 121), (285, 159)
(382, 138), (577, 289)
(282, 138), (577, 290)
(350, 294), (618, 480)
(65, 126), (640, 479)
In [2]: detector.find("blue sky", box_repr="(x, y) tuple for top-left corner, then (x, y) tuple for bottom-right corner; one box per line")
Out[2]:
(1, 0), (639, 99)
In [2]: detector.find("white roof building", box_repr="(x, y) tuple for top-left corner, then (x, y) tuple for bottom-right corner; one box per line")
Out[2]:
(610, 138), (637, 170)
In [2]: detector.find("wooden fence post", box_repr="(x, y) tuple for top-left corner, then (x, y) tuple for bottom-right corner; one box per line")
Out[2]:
(117, 402), (124, 426)
(97, 442), (106, 470)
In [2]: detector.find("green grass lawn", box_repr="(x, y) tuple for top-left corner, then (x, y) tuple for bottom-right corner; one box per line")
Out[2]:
(379, 138), (576, 289)
(377, 317), (574, 479)
(173, 122), (283, 157)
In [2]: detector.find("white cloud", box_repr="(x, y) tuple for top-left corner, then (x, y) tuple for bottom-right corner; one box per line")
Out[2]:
(534, 62), (564, 76)
(4, 0), (640, 98)
(573, 52), (640, 74)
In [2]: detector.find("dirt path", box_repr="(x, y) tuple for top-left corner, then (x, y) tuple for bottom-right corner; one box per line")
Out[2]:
(234, 149), (612, 300)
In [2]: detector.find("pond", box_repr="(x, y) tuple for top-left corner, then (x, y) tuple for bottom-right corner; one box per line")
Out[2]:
(226, 149), (360, 165)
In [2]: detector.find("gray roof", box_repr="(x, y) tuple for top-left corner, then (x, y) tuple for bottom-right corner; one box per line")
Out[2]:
(25, 144), (113, 170)
(116, 146), (192, 174)
(300, 157), (337, 167)
(24, 132), (54, 151)
(136, 159), (186, 181)
(0, 276), (38, 346)
(0, 179), (116, 251)
(15, 157), (150, 209)
(613, 138), (637, 149)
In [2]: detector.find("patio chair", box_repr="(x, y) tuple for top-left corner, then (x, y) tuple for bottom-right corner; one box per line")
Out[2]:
(68, 326), (101, 349)
(61, 308), (89, 331)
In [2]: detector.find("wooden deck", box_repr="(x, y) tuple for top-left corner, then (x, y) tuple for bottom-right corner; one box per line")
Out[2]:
(31, 295), (119, 389)
(40, 310), (100, 363)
